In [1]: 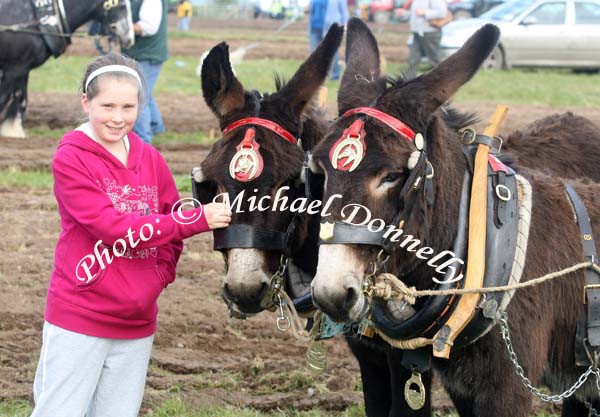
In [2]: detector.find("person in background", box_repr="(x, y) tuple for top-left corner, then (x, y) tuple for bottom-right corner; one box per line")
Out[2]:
(309, 0), (348, 80)
(323, 0), (348, 80)
(122, 0), (168, 145)
(177, 0), (193, 32)
(397, 0), (447, 79)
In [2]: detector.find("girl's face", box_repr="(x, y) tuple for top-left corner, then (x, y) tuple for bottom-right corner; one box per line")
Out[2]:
(81, 77), (139, 145)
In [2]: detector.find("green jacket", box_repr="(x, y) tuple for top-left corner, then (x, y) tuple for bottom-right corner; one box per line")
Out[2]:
(123, 0), (169, 64)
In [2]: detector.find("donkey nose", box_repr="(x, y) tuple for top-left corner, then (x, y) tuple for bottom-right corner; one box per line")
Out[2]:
(223, 276), (270, 314)
(312, 275), (363, 322)
(342, 284), (360, 310)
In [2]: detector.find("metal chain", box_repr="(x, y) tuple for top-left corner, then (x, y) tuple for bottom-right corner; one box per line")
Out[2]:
(500, 312), (600, 403)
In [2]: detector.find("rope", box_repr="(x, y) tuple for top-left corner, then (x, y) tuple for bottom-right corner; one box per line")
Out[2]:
(375, 330), (434, 349)
(278, 290), (314, 343)
(370, 261), (600, 304)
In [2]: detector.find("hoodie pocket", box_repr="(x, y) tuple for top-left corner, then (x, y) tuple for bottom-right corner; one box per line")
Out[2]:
(75, 264), (164, 322)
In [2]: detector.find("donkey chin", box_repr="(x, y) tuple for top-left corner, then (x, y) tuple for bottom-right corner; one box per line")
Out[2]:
(221, 248), (273, 314)
(311, 245), (371, 323)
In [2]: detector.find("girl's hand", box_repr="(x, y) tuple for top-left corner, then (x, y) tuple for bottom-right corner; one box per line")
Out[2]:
(203, 203), (232, 229)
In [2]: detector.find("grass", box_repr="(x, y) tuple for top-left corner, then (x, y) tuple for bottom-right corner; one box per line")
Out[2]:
(0, 400), (32, 417)
(0, 168), (54, 190)
(29, 56), (600, 108)
(0, 168), (193, 195)
(0, 397), (560, 417)
(144, 398), (367, 417)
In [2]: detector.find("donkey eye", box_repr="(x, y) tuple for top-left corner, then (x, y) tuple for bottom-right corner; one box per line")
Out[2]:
(381, 172), (403, 184)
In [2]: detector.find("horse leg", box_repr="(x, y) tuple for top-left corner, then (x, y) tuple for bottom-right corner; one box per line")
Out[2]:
(346, 338), (392, 417)
(0, 68), (28, 138)
(388, 349), (432, 417)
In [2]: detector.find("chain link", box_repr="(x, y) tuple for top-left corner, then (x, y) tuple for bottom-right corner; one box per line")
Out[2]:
(499, 312), (600, 404)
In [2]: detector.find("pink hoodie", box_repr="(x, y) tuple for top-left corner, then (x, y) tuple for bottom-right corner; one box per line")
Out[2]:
(46, 130), (210, 339)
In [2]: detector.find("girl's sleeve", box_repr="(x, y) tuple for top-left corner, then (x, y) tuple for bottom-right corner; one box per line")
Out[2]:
(156, 154), (185, 287)
(52, 147), (211, 250)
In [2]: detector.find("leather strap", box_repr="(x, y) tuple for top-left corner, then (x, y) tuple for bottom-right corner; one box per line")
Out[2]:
(222, 117), (297, 145)
(433, 105), (508, 359)
(565, 184), (600, 347)
(214, 224), (286, 251)
(320, 222), (387, 246)
(342, 107), (416, 143)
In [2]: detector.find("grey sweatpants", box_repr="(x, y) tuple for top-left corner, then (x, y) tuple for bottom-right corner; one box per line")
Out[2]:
(31, 321), (154, 417)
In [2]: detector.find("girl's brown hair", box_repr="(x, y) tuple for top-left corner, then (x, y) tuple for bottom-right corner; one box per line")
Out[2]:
(81, 52), (147, 106)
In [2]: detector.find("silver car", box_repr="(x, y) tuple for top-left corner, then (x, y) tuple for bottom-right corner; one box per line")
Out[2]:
(440, 0), (600, 70)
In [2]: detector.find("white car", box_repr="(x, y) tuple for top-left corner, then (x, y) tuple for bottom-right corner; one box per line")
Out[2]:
(440, 0), (600, 70)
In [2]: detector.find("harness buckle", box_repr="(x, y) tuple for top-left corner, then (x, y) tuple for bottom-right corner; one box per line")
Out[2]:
(495, 184), (512, 201)
(461, 128), (477, 145)
(584, 284), (600, 304)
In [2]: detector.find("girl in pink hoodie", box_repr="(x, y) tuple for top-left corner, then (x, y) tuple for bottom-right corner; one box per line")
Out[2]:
(30, 53), (231, 417)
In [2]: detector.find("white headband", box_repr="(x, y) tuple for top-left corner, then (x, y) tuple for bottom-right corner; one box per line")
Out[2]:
(85, 65), (142, 92)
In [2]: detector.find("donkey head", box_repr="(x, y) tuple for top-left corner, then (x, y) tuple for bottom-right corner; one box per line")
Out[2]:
(196, 25), (344, 314)
(311, 18), (500, 322)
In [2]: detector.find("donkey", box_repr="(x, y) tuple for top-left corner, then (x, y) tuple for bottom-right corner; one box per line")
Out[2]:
(311, 18), (600, 417)
(0, 0), (134, 138)
(195, 25), (435, 417)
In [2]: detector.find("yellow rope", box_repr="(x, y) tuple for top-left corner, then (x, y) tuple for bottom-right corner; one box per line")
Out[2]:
(279, 290), (317, 343)
(371, 261), (600, 304)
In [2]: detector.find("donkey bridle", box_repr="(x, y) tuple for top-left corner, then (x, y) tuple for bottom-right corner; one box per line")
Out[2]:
(212, 117), (315, 316)
(213, 117), (301, 258)
(320, 107), (434, 253)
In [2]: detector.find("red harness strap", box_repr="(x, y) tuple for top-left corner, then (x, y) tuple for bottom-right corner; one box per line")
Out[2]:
(222, 117), (297, 146)
(342, 107), (416, 143)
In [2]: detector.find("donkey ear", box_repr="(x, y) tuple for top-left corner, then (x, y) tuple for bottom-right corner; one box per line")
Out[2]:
(272, 24), (344, 116)
(419, 24), (500, 111)
(201, 42), (245, 118)
(338, 17), (386, 114)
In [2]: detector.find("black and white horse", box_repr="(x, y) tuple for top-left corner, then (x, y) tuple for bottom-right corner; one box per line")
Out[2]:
(0, 0), (134, 138)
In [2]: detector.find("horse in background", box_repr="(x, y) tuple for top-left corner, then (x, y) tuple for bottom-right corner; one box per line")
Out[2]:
(311, 18), (600, 416)
(0, 0), (134, 138)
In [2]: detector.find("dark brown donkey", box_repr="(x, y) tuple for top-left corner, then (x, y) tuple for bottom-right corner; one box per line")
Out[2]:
(195, 26), (433, 417)
(311, 18), (600, 417)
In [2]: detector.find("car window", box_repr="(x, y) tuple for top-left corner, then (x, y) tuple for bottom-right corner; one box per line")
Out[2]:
(481, 0), (536, 21)
(575, 2), (600, 23)
(526, 1), (566, 23)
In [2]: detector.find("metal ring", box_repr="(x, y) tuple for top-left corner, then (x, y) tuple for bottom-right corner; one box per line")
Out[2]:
(461, 128), (477, 145)
(495, 184), (512, 201)
(426, 161), (435, 180)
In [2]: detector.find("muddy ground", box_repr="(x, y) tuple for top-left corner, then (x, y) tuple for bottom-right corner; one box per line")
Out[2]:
(2, 16), (599, 415)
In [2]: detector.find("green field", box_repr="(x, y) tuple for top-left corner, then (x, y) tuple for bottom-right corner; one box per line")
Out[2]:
(30, 56), (600, 108)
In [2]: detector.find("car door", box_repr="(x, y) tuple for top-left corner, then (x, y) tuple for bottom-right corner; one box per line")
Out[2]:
(503, 0), (569, 65)
(565, 0), (600, 67)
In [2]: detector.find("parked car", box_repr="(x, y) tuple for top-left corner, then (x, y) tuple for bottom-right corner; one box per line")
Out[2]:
(448, 0), (506, 19)
(440, 0), (600, 70)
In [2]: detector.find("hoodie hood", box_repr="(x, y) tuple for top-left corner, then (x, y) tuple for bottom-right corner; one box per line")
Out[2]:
(57, 129), (145, 171)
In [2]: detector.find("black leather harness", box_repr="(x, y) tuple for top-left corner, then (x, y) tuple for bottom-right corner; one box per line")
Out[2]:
(191, 119), (317, 315)
(566, 184), (600, 367)
(31, 0), (71, 57)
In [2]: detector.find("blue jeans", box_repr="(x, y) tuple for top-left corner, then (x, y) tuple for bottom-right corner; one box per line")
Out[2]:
(309, 27), (341, 80)
(178, 17), (190, 31)
(134, 60), (164, 144)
